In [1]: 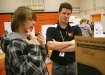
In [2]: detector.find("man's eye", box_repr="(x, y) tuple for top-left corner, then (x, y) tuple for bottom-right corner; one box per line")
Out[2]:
(68, 13), (71, 15)
(63, 13), (66, 15)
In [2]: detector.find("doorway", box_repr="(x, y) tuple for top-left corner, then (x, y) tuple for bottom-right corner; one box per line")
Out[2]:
(91, 14), (101, 22)
(91, 14), (101, 36)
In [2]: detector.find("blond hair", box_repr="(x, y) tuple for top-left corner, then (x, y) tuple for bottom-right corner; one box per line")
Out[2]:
(11, 6), (37, 32)
(80, 18), (87, 24)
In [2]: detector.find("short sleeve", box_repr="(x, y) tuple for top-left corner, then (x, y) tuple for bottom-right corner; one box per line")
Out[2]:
(46, 27), (56, 43)
(72, 25), (82, 36)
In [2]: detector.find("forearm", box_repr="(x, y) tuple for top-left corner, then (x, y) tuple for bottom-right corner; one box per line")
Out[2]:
(59, 44), (75, 52)
(47, 41), (71, 50)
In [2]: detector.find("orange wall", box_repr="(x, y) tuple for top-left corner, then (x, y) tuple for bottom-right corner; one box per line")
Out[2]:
(35, 13), (59, 34)
(0, 14), (11, 37)
(0, 52), (5, 75)
(0, 13), (59, 37)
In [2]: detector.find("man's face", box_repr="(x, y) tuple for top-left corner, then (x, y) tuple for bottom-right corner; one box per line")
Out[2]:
(23, 15), (36, 33)
(59, 8), (72, 23)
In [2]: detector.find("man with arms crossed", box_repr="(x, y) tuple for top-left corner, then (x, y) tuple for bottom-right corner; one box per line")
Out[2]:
(46, 2), (82, 75)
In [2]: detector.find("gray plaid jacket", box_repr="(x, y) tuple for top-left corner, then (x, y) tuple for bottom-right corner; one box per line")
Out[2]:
(1, 32), (49, 75)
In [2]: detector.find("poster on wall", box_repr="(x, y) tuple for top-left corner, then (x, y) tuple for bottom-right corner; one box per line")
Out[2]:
(4, 22), (12, 33)
(41, 24), (57, 44)
(75, 36), (105, 75)
(69, 16), (82, 25)
(94, 21), (103, 37)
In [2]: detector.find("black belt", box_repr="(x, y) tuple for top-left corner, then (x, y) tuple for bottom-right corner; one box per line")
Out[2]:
(55, 62), (74, 66)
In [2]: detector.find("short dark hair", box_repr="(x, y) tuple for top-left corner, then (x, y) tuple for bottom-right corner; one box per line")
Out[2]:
(59, 2), (72, 12)
(11, 6), (37, 32)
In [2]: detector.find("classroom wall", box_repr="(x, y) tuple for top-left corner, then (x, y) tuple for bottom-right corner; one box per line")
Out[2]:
(79, 0), (105, 32)
(44, 0), (80, 12)
(0, 0), (105, 31)
(0, 0), (80, 13)
(0, 0), (80, 36)
(0, 0), (25, 13)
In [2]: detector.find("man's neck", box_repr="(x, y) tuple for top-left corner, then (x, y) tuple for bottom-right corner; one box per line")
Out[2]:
(59, 21), (68, 29)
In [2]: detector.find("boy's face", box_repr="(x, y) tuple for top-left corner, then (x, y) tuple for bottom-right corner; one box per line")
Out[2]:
(23, 14), (36, 33)
(59, 8), (71, 23)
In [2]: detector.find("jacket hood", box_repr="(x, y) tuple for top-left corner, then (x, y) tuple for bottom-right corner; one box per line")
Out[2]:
(79, 23), (89, 29)
(1, 32), (25, 53)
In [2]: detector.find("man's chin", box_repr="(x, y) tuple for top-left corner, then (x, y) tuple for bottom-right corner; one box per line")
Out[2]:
(63, 21), (68, 23)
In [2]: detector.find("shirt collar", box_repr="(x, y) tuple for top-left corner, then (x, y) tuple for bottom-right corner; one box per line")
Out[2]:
(56, 21), (69, 30)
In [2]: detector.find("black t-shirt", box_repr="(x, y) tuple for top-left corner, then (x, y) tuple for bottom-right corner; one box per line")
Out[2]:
(46, 22), (82, 64)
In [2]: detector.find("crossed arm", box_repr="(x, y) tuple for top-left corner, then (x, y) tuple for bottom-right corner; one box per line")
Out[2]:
(46, 39), (75, 52)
